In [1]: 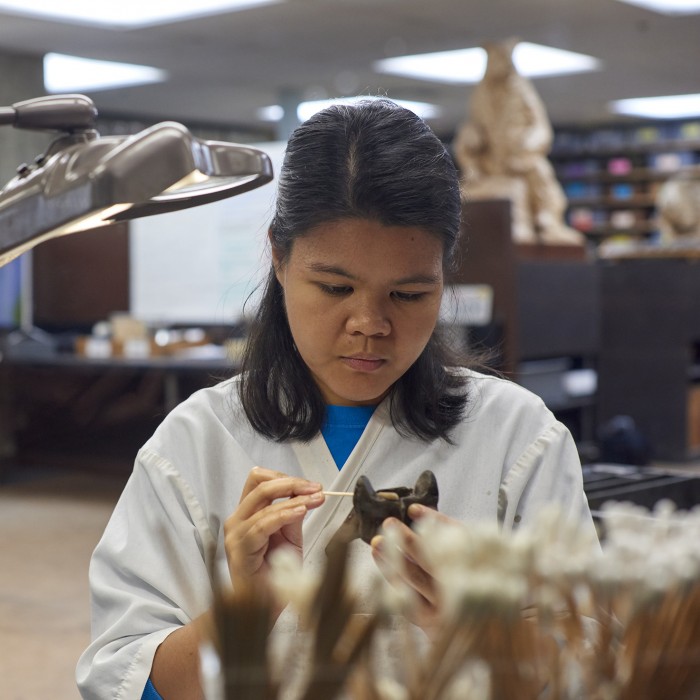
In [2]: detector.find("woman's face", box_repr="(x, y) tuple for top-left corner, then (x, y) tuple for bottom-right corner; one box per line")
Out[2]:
(273, 218), (444, 406)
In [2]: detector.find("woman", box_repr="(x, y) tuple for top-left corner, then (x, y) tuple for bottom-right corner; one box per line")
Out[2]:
(77, 99), (596, 699)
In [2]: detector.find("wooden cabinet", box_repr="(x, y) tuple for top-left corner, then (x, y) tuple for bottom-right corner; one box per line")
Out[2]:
(450, 199), (599, 454)
(0, 355), (232, 476)
(32, 221), (130, 332)
(550, 120), (700, 246)
(597, 256), (700, 462)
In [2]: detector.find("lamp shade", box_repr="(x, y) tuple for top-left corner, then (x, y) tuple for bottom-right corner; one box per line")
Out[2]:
(0, 95), (274, 267)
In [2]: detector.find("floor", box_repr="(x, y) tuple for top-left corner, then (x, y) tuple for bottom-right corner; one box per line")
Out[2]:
(0, 468), (125, 700)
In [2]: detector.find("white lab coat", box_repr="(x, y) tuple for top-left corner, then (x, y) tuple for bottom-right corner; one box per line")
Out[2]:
(76, 370), (595, 699)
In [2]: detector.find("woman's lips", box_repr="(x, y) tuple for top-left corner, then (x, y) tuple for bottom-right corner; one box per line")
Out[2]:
(341, 356), (386, 372)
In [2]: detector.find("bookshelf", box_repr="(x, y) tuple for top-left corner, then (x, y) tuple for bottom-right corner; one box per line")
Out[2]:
(550, 120), (700, 245)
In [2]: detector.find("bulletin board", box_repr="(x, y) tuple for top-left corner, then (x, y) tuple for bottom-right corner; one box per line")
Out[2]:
(129, 140), (286, 325)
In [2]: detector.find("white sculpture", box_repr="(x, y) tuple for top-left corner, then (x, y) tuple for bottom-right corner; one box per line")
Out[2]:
(454, 39), (584, 246)
(656, 174), (700, 243)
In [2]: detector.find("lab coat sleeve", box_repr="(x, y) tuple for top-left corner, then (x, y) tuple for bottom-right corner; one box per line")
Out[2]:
(498, 420), (595, 537)
(76, 447), (217, 700)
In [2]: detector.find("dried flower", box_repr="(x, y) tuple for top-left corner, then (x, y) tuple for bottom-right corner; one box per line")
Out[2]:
(268, 546), (321, 621)
(206, 500), (700, 700)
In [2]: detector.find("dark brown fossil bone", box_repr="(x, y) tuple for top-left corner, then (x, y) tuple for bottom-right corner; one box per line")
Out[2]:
(326, 470), (439, 554)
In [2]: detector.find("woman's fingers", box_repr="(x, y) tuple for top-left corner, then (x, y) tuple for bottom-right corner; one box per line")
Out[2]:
(230, 491), (324, 552)
(240, 465), (296, 495)
(371, 524), (442, 639)
(224, 467), (326, 582)
(227, 501), (308, 573)
(371, 518), (438, 606)
(407, 502), (452, 524)
(241, 465), (323, 499)
(235, 467), (323, 521)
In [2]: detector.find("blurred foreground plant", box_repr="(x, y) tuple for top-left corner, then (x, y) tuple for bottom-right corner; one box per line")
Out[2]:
(203, 501), (700, 700)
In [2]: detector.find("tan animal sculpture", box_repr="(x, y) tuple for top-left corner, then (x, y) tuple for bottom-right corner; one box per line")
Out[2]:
(454, 38), (584, 246)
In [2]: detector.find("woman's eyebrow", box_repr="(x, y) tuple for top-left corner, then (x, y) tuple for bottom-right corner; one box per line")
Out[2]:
(307, 262), (440, 286)
(392, 273), (441, 285)
(307, 262), (356, 279)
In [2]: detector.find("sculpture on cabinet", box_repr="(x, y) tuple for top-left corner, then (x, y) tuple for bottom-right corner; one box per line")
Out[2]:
(656, 174), (700, 243)
(453, 38), (584, 246)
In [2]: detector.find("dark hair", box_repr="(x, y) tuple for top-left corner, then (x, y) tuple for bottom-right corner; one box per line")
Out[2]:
(239, 99), (469, 442)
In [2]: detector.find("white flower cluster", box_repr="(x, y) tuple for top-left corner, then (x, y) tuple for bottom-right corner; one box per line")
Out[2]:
(407, 501), (700, 617)
(414, 505), (600, 619)
(267, 546), (321, 620)
(595, 500), (700, 603)
(384, 501), (700, 699)
(417, 518), (530, 616)
(261, 500), (700, 700)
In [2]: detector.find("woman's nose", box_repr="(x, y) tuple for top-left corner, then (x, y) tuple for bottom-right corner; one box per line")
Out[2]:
(345, 298), (391, 336)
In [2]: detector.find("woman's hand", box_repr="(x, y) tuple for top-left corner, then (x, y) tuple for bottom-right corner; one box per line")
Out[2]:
(223, 466), (325, 615)
(370, 503), (455, 641)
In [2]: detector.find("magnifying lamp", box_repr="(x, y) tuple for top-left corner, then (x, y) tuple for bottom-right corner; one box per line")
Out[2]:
(0, 94), (274, 267)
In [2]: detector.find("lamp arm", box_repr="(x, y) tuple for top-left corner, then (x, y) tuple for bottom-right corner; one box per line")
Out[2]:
(0, 107), (15, 126)
(0, 94), (274, 268)
(0, 94), (97, 133)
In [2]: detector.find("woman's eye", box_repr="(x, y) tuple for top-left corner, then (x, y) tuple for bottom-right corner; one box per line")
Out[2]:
(392, 291), (426, 302)
(320, 284), (352, 296)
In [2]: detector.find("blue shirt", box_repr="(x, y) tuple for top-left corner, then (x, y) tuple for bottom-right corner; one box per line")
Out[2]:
(321, 404), (376, 468)
(142, 679), (162, 699)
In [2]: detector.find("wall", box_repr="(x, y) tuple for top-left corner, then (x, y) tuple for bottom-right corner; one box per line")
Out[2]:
(0, 51), (46, 327)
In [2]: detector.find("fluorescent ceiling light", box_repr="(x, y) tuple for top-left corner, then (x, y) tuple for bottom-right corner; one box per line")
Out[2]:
(613, 0), (700, 15)
(0, 0), (280, 28)
(610, 93), (700, 119)
(44, 53), (166, 93)
(257, 105), (285, 122)
(297, 96), (441, 121)
(375, 42), (601, 84)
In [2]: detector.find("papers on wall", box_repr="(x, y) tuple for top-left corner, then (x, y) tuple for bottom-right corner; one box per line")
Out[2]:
(440, 284), (493, 326)
(130, 140), (286, 325)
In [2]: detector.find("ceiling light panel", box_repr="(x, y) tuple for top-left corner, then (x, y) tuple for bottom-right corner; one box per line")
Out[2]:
(375, 42), (601, 84)
(610, 93), (700, 119)
(0, 0), (281, 28)
(257, 105), (285, 122)
(613, 0), (700, 15)
(44, 54), (167, 92)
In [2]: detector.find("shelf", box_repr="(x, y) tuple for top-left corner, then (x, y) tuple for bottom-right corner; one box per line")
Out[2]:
(552, 120), (700, 161)
(553, 119), (700, 250)
(551, 138), (700, 158)
(567, 195), (656, 208)
(578, 225), (657, 238)
(556, 164), (700, 183)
